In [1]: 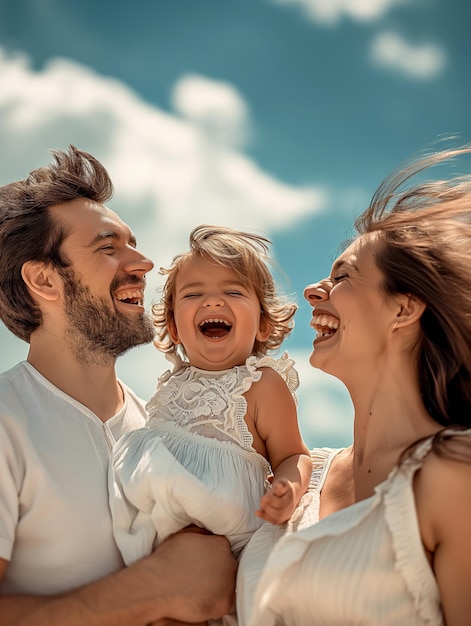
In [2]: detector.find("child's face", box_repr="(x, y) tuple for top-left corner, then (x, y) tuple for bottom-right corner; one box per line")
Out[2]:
(168, 254), (270, 371)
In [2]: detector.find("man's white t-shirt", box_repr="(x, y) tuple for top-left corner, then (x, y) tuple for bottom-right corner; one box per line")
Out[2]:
(0, 361), (146, 594)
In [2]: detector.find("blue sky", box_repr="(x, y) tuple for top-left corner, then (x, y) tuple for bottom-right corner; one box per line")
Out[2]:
(1, 0), (470, 447)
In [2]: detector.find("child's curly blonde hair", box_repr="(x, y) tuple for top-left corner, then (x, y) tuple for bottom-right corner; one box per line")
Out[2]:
(152, 224), (297, 361)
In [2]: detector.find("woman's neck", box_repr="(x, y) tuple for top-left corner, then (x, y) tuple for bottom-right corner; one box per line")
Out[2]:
(347, 364), (440, 464)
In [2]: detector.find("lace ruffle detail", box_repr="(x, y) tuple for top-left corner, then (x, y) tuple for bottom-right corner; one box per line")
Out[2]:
(274, 448), (340, 534)
(381, 436), (443, 625)
(247, 351), (299, 404)
(146, 353), (299, 452)
(309, 447), (338, 489)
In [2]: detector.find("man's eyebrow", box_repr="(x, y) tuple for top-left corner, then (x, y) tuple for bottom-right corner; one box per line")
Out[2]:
(87, 231), (137, 247)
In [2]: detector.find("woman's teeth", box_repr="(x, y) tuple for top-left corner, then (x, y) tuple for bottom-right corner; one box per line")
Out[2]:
(311, 314), (339, 337)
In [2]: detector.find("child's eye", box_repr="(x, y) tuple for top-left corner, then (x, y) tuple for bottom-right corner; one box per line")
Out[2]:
(226, 290), (243, 296)
(183, 293), (201, 298)
(332, 274), (347, 284)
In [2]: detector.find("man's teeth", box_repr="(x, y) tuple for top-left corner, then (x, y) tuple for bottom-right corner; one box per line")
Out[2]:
(115, 289), (143, 305)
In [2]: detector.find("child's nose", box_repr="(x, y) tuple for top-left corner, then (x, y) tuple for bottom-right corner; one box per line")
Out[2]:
(203, 294), (224, 308)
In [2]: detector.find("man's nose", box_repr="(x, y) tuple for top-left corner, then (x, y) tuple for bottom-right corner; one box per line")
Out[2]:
(122, 247), (154, 277)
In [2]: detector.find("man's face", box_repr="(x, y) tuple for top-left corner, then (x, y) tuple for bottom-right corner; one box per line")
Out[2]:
(61, 268), (155, 361)
(50, 199), (155, 363)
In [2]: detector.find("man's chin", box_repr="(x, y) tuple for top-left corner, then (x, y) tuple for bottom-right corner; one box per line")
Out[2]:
(116, 332), (154, 357)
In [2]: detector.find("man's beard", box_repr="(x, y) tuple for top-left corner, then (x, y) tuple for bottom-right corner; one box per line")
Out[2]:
(61, 269), (155, 365)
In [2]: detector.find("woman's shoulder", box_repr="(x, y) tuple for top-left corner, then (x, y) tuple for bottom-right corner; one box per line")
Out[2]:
(416, 431), (471, 497)
(414, 431), (471, 551)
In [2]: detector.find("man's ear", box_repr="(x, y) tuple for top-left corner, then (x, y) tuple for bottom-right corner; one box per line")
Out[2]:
(393, 294), (426, 330)
(168, 319), (181, 344)
(21, 261), (61, 302)
(256, 314), (272, 342)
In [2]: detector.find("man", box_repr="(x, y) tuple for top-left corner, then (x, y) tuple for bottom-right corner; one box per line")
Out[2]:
(0, 146), (236, 624)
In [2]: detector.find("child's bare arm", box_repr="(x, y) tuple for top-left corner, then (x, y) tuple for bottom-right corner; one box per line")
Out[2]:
(246, 368), (312, 525)
(257, 453), (312, 524)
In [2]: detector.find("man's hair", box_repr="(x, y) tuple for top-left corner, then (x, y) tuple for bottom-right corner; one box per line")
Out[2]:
(152, 224), (297, 359)
(0, 145), (113, 342)
(354, 146), (471, 428)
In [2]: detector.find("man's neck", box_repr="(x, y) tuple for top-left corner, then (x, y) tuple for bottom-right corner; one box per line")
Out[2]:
(27, 343), (124, 422)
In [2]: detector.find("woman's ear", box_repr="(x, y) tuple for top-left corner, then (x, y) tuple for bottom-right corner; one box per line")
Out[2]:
(21, 261), (60, 302)
(168, 318), (181, 344)
(393, 294), (426, 330)
(256, 314), (272, 342)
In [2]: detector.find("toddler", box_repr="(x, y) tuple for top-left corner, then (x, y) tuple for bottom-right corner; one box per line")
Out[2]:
(109, 225), (312, 568)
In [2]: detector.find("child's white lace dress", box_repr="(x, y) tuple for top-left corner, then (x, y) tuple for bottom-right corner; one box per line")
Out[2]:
(109, 353), (298, 564)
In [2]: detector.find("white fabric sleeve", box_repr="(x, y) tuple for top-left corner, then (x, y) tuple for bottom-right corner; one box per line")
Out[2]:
(0, 413), (24, 561)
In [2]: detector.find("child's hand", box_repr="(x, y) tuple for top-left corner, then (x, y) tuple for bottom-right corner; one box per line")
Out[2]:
(256, 477), (296, 525)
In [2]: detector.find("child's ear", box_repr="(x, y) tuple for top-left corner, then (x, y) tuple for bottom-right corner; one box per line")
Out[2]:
(393, 294), (426, 331)
(168, 319), (181, 344)
(256, 314), (272, 342)
(21, 261), (60, 302)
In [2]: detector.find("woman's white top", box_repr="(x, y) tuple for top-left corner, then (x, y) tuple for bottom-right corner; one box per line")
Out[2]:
(239, 438), (447, 626)
(109, 353), (299, 563)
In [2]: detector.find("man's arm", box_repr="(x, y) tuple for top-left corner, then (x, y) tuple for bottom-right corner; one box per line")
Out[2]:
(0, 531), (236, 626)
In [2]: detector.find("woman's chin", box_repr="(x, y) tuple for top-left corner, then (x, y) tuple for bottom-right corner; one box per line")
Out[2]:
(309, 350), (338, 379)
(309, 350), (326, 371)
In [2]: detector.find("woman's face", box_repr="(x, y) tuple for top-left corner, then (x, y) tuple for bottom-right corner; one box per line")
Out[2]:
(303, 234), (399, 381)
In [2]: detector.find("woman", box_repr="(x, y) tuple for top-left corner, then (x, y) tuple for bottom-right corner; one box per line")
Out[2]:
(238, 146), (471, 626)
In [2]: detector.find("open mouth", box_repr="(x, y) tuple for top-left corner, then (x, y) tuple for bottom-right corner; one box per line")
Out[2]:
(199, 318), (232, 339)
(311, 313), (339, 339)
(114, 288), (144, 307)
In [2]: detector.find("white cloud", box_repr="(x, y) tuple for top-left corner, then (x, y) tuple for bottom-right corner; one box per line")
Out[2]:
(171, 74), (250, 149)
(0, 49), (326, 288)
(370, 31), (446, 79)
(271, 0), (406, 25)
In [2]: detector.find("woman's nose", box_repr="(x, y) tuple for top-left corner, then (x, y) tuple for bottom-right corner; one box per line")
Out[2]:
(304, 280), (331, 304)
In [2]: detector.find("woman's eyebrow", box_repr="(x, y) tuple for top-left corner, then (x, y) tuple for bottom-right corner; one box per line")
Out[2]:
(331, 259), (359, 273)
